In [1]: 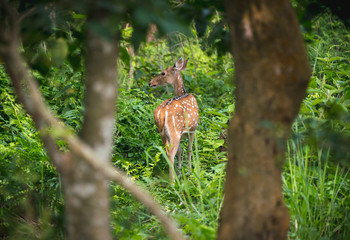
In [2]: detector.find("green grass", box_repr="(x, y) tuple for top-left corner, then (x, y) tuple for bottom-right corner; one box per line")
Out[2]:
(1, 13), (350, 240)
(283, 132), (350, 239)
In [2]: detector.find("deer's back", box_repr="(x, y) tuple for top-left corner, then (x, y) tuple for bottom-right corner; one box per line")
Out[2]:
(154, 94), (198, 136)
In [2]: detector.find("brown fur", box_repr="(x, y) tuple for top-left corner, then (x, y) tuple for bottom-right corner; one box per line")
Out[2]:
(149, 58), (199, 180)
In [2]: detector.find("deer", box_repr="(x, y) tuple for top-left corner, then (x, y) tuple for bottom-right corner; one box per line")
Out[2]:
(149, 58), (199, 181)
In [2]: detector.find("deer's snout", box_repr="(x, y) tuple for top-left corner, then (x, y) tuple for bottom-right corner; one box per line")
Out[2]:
(149, 78), (159, 87)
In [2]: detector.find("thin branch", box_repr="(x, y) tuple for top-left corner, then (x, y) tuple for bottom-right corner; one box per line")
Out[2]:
(25, 55), (185, 240)
(18, 7), (36, 24)
(187, 37), (198, 86)
(65, 133), (185, 240)
(16, 51), (185, 240)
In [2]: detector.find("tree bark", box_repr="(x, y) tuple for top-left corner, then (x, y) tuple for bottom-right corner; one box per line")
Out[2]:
(218, 0), (310, 239)
(60, 9), (118, 240)
(1, 2), (185, 240)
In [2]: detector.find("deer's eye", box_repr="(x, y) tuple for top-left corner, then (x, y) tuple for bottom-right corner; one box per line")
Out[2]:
(161, 72), (165, 76)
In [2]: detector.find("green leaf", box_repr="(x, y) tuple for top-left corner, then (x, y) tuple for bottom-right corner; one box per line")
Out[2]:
(323, 83), (337, 90)
(343, 87), (350, 100)
(119, 46), (130, 67)
(213, 139), (225, 148)
(311, 98), (324, 106)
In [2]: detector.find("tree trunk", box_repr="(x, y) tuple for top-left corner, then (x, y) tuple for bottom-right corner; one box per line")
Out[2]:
(218, 0), (310, 239)
(61, 9), (118, 240)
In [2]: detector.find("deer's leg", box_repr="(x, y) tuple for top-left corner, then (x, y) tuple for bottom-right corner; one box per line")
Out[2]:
(161, 134), (173, 177)
(177, 144), (183, 170)
(187, 132), (195, 170)
(160, 133), (167, 146)
(168, 135), (181, 181)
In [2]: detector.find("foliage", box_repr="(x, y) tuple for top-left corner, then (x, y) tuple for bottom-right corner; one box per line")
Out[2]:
(297, 14), (350, 166)
(109, 32), (232, 239)
(291, 0), (350, 33)
(0, 3), (350, 240)
(284, 134), (350, 240)
(0, 66), (65, 238)
(284, 13), (350, 240)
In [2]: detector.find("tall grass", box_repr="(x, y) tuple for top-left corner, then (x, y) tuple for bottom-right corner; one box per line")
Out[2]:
(111, 129), (226, 239)
(283, 123), (350, 239)
(1, 12), (349, 240)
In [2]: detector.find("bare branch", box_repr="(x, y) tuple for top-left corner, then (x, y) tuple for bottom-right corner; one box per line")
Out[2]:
(24, 56), (185, 240)
(18, 7), (36, 24)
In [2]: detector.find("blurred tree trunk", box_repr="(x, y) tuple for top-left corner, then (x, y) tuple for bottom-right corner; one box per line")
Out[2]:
(218, 0), (310, 239)
(60, 8), (118, 240)
(1, 1), (185, 240)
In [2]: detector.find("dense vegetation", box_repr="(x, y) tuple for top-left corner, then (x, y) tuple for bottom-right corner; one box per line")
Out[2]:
(1, 9), (349, 240)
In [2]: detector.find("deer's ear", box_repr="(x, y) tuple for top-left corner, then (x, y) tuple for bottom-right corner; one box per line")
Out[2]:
(174, 57), (188, 71)
(174, 57), (183, 70)
(181, 58), (189, 70)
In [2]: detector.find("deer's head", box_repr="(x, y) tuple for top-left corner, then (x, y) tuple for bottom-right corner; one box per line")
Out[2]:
(149, 58), (188, 87)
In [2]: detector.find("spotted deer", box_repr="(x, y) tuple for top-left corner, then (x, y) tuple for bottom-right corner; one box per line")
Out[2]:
(149, 58), (199, 180)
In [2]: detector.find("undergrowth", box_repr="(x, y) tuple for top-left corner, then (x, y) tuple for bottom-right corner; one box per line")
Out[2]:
(0, 13), (349, 240)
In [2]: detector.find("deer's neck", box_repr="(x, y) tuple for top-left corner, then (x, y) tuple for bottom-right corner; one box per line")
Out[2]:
(173, 72), (186, 96)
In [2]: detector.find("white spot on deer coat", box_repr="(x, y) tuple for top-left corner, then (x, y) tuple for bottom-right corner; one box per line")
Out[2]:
(172, 115), (176, 128)
(164, 111), (169, 136)
(157, 109), (161, 123)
